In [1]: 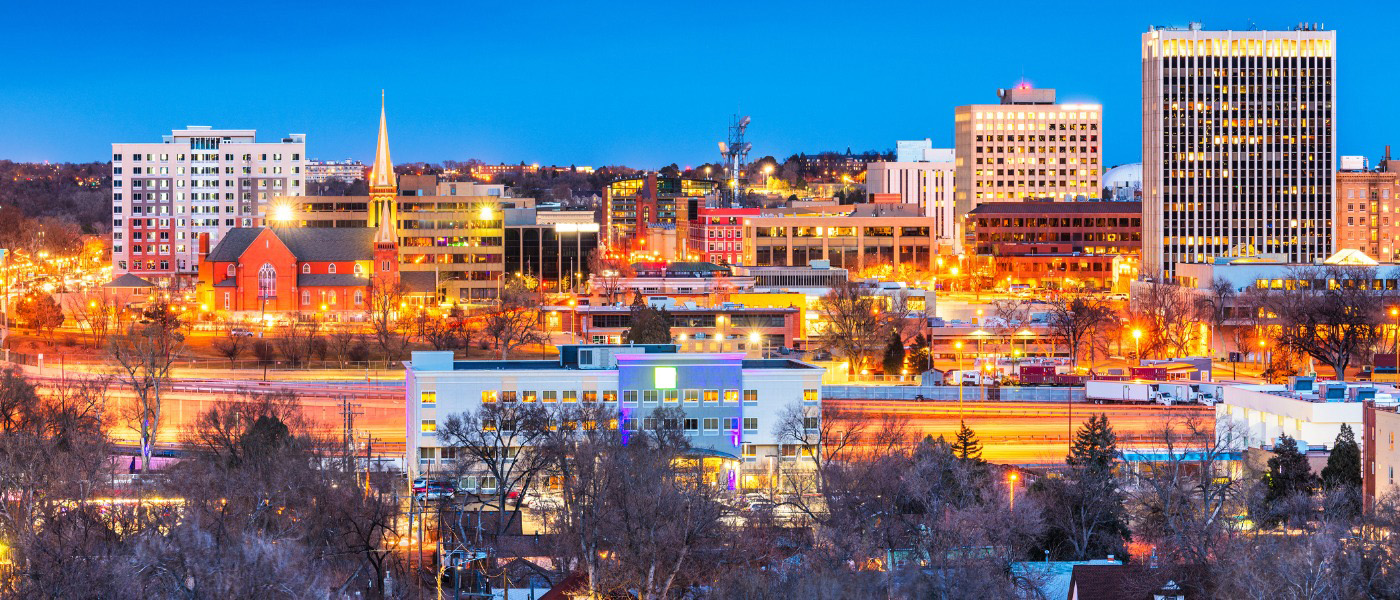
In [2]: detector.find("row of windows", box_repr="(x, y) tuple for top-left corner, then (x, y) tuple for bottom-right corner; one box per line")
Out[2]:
(424, 388), (818, 406)
(114, 152), (301, 162)
(973, 217), (1141, 228)
(420, 415), (769, 435)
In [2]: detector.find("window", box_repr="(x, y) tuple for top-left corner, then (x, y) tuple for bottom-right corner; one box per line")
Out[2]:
(684, 389), (700, 404)
(643, 390), (659, 404)
(583, 391), (598, 403)
(257, 262), (276, 297)
(643, 418), (657, 431)
(541, 390), (557, 403)
(724, 389), (739, 403)
(743, 418), (758, 432)
(420, 391), (436, 405)
(354, 290), (363, 306)
(703, 389), (719, 403)
(804, 416), (819, 431)
(301, 290), (310, 305)
(302, 263), (310, 274)
(501, 391), (517, 403)
(703, 418), (719, 431)
(225, 264), (235, 277)
(602, 390), (617, 403)
(744, 389), (758, 405)
(725, 417), (739, 430)
(622, 390), (638, 404)
(683, 419), (699, 432)
(521, 390), (536, 402)
(421, 420), (436, 433)
(562, 390), (578, 403)
(741, 444), (755, 457)
(481, 390), (498, 403)
(382, 259), (391, 272)
(354, 263), (364, 275)
(328, 263), (336, 274)
(663, 390), (679, 403)
(804, 389), (819, 403)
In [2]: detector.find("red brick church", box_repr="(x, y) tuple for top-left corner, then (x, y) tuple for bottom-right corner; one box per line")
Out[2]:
(197, 95), (402, 317)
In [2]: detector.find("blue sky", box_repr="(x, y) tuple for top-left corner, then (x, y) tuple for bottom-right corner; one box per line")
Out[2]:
(2, 1), (1395, 169)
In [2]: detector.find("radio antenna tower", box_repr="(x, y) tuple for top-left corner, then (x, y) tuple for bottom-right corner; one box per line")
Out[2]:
(717, 114), (751, 205)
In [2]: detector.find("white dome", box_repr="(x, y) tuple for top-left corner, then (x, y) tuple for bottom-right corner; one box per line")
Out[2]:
(1103, 163), (1142, 189)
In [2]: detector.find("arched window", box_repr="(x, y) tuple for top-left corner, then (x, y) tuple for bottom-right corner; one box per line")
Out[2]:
(301, 264), (310, 274)
(354, 290), (364, 306)
(301, 290), (310, 305)
(225, 264), (235, 277)
(354, 263), (364, 276)
(257, 263), (276, 298)
(328, 263), (337, 274)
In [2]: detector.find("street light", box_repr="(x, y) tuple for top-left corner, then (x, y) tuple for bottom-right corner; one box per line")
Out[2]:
(954, 340), (965, 420)
(1131, 328), (1143, 366)
(1009, 472), (1019, 510)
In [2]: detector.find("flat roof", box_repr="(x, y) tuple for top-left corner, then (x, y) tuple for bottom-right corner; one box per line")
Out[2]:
(439, 357), (820, 371)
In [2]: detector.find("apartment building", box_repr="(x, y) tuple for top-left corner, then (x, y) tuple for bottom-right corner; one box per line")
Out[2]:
(111, 126), (305, 287)
(742, 206), (947, 274)
(1141, 24), (1336, 276)
(688, 206), (759, 265)
(405, 346), (824, 489)
(306, 159), (366, 184)
(605, 174), (720, 256)
(865, 145), (958, 250)
(1336, 151), (1400, 261)
(954, 86), (1103, 215)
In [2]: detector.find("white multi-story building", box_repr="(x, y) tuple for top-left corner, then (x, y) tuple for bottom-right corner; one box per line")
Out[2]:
(1141, 24), (1336, 277)
(306, 159), (365, 184)
(866, 148), (957, 251)
(111, 126), (306, 286)
(405, 345), (825, 490)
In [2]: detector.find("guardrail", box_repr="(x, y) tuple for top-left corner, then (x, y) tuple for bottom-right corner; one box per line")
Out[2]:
(822, 384), (1085, 403)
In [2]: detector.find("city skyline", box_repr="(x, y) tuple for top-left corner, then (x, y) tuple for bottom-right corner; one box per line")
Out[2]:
(4, 1), (1396, 168)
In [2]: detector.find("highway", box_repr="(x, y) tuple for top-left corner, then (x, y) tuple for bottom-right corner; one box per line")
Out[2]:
(826, 398), (1215, 465)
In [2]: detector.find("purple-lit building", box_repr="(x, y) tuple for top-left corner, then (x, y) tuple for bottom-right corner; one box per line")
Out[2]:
(405, 345), (824, 491)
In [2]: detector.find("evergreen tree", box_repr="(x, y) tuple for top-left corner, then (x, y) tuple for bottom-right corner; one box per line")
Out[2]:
(1264, 435), (1317, 510)
(1067, 413), (1119, 471)
(908, 333), (932, 372)
(881, 331), (906, 375)
(623, 305), (672, 345)
(952, 421), (983, 462)
(1321, 424), (1362, 490)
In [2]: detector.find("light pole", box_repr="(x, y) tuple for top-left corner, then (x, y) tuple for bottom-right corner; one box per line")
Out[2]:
(955, 340), (965, 420)
(1131, 328), (1142, 367)
(1008, 472), (1018, 510)
(1391, 307), (1399, 381)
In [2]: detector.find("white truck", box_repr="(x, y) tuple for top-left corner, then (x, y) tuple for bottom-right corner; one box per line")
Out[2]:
(1084, 380), (1220, 406)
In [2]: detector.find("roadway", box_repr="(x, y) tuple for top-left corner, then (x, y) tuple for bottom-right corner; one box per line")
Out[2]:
(826, 398), (1215, 465)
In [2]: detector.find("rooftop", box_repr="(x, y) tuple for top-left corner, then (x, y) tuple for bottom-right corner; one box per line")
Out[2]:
(967, 201), (1142, 216)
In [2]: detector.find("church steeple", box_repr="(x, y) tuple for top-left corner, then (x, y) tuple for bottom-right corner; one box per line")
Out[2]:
(367, 91), (397, 230)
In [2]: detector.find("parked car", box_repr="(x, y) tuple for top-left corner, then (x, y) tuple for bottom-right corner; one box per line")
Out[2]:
(412, 478), (456, 501)
(229, 328), (255, 337)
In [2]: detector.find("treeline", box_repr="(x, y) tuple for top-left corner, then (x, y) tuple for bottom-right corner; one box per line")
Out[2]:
(0, 160), (111, 234)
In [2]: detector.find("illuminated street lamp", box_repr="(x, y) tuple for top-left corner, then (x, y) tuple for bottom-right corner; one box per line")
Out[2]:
(1008, 472), (1019, 510)
(1131, 328), (1143, 366)
(954, 340), (965, 420)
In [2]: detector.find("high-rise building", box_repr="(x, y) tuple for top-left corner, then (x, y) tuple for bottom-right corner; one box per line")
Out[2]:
(604, 174), (719, 257)
(1141, 24), (1336, 276)
(306, 159), (366, 183)
(954, 85), (1103, 216)
(111, 127), (306, 286)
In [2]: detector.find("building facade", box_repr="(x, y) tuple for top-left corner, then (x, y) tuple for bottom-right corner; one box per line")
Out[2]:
(688, 206), (759, 265)
(306, 159), (366, 184)
(405, 347), (824, 489)
(965, 201), (1142, 290)
(196, 226), (394, 315)
(504, 219), (600, 293)
(1141, 25), (1337, 276)
(865, 151), (958, 251)
(742, 213), (946, 273)
(1336, 151), (1400, 261)
(954, 86), (1103, 215)
(605, 174), (719, 256)
(111, 127), (306, 286)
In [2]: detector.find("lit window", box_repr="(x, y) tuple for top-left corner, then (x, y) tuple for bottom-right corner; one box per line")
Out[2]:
(421, 420), (436, 433)
(421, 391), (436, 405)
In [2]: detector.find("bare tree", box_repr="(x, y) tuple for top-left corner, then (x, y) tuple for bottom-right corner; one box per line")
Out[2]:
(436, 399), (555, 542)
(1132, 416), (1248, 571)
(107, 320), (184, 473)
(816, 280), (910, 372)
(64, 291), (115, 348)
(211, 322), (251, 367)
(1194, 277), (1237, 359)
(416, 305), (475, 352)
(1045, 292), (1116, 368)
(1262, 265), (1389, 378)
(1128, 274), (1200, 359)
(587, 249), (634, 303)
(364, 276), (411, 361)
(274, 313), (321, 367)
(483, 277), (547, 360)
(327, 329), (363, 367)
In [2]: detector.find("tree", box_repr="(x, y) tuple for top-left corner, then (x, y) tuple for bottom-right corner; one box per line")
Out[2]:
(908, 333), (932, 373)
(1194, 277), (1236, 358)
(952, 421), (984, 462)
(416, 306), (475, 352)
(1128, 275), (1201, 359)
(65, 292), (115, 347)
(623, 303), (671, 345)
(15, 291), (64, 336)
(107, 320), (183, 473)
(1036, 414), (1130, 561)
(274, 313), (321, 367)
(436, 400), (555, 542)
(1264, 265), (1388, 378)
(1321, 424), (1362, 491)
(1045, 292), (1115, 368)
(211, 327), (249, 367)
(364, 275), (411, 361)
(816, 280), (908, 372)
(1133, 416), (1247, 570)
(881, 330), (905, 375)
(588, 250), (634, 303)
(1262, 434), (1317, 527)
(483, 277), (547, 359)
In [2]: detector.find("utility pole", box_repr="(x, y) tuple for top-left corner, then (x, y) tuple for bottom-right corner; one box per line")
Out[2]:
(340, 395), (363, 474)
